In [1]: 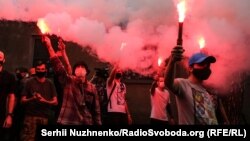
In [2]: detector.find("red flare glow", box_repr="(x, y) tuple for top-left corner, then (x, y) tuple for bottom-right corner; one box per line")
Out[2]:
(37, 18), (50, 34)
(158, 57), (162, 67)
(177, 0), (186, 22)
(198, 37), (206, 49)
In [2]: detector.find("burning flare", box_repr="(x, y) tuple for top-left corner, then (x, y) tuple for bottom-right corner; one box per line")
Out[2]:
(177, 0), (186, 22)
(198, 37), (206, 49)
(158, 57), (162, 67)
(37, 18), (50, 34)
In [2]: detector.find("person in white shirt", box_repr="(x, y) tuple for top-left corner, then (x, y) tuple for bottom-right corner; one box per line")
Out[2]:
(105, 66), (132, 125)
(150, 76), (174, 125)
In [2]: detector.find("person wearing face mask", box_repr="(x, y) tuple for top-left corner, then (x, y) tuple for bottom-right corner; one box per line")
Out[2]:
(105, 67), (132, 125)
(43, 36), (101, 125)
(150, 76), (175, 125)
(0, 51), (16, 141)
(164, 46), (229, 125)
(20, 61), (58, 141)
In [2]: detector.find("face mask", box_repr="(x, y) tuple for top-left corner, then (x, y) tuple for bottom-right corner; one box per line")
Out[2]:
(36, 71), (46, 78)
(158, 81), (165, 88)
(115, 73), (122, 79)
(192, 68), (211, 80)
(75, 68), (87, 77)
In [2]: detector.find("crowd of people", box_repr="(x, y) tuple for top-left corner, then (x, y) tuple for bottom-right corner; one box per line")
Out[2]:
(0, 37), (230, 141)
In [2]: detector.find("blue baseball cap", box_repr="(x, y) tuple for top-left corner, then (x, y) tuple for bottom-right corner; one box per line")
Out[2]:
(189, 52), (216, 66)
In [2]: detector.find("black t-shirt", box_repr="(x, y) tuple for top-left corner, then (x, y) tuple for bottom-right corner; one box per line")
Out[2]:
(0, 70), (16, 124)
(21, 77), (57, 118)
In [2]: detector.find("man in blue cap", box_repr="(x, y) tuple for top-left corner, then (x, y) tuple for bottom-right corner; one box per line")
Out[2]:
(164, 46), (229, 125)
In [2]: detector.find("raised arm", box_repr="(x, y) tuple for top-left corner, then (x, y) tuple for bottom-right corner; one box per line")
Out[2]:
(42, 36), (68, 85)
(58, 38), (72, 75)
(150, 80), (157, 95)
(164, 45), (184, 93)
(107, 66), (117, 87)
(42, 36), (57, 58)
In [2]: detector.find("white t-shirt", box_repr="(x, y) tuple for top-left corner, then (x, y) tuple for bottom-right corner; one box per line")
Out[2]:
(150, 88), (171, 121)
(106, 81), (126, 113)
(173, 78), (218, 125)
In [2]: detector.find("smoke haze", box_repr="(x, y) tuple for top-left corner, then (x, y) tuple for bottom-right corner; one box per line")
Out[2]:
(1, 0), (250, 91)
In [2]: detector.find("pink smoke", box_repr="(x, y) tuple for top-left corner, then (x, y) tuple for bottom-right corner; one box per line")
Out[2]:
(1, 0), (250, 91)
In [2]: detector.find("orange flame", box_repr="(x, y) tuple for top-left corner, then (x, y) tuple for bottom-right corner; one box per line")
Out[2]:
(198, 37), (206, 49)
(177, 0), (186, 22)
(158, 57), (162, 67)
(37, 18), (50, 34)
